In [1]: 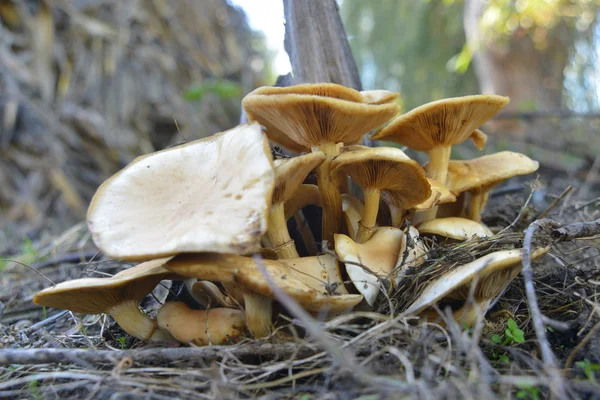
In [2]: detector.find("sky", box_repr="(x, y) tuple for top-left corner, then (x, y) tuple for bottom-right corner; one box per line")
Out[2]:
(229, 0), (291, 75)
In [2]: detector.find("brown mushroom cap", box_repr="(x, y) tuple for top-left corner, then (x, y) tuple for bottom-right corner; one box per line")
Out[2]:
(335, 227), (405, 306)
(284, 184), (322, 220)
(404, 247), (549, 324)
(273, 153), (326, 204)
(242, 83), (399, 151)
(331, 146), (431, 210)
(157, 302), (246, 346)
(446, 151), (540, 194)
(371, 95), (509, 151)
(418, 217), (493, 240)
(166, 254), (363, 314)
(87, 123), (275, 260)
(361, 90), (400, 105)
(33, 257), (177, 341)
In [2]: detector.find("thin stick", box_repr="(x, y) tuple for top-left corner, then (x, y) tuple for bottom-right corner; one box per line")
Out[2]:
(536, 185), (573, 220)
(522, 219), (566, 398)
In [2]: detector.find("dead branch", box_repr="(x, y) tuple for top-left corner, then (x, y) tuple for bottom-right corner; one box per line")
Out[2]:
(551, 218), (600, 241)
(0, 343), (317, 367)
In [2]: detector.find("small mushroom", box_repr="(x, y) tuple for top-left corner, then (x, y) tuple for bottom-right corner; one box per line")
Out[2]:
(33, 257), (177, 341)
(243, 83), (399, 244)
(157, 302), (246, 346)
(372, 95), (509, 221)
(418, 217), (493, 241)
(186, 280), (237, 309)
(342, 194), (365, 240)
(331, 145), (430, 243)
(284, 184), (322, 220)
(404, 247), (549, 326)
(335, 227), (405, 306)
(392, 178), (457, 227)
(87, 122), (275, 260)
(446, 151), (539, 222)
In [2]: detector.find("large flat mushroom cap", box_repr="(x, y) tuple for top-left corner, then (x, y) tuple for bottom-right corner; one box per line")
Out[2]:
(331, 146), (431, 210)
(87, 123), (275, 260)
(361, 90), (400, 105)
(418, 217), (493, 240)
(446, 151), (540, 194)
(404, 248), (549, 316)
(371, 95), (509, 151)
(166, 254), (363, 314)
(33, 257), (175, 314)
(242, 83), (399, 151)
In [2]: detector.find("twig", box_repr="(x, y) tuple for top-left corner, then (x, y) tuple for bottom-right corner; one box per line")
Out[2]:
(522, 219), (566, 398)
(536, 185), (573, 220)
(498, 187), (536, 234)
(564, 319), (600, 373)
(551, 219), (600, 241)
(0, 343), (316, 367)
(30, 251), (101, 270)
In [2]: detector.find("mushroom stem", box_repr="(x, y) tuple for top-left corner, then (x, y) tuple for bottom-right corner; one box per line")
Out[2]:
(356, 188), (381, 243)
(243, 292), (273, 337)
(313, 142), (343, 247)
(390, 206), (410, 228)
(467, 190), (487, 222)
(268, 203), (300, 259)
(422, 146), (452, 222)
(109, 299), (161, 341)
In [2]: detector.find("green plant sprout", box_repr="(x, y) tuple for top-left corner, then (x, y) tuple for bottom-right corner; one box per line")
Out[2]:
(491, 318), (525, 345)
(576, 360), (600, 383)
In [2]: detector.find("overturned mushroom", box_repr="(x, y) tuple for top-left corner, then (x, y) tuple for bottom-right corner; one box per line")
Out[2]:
(335, 227), (405, 306)
(446, 151), (539, 222)
(331, 145), (430, 243)
(243, 83), (399, 244)
(157, 302), (246, 346)
(372, 95), (509, 221)
(87, 123), (275, 260)
(404, 247), (549, 326)
(33, 257), (177, 341)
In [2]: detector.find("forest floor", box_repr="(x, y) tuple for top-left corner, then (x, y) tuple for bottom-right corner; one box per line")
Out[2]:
(0, 167), (599, 399)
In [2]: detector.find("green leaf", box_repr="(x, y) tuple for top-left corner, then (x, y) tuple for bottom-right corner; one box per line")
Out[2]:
(499, 354), (510, 363)
(513, 330), (525, 344)
(491, 334), (502, 344)
(507, 318), (519, 332)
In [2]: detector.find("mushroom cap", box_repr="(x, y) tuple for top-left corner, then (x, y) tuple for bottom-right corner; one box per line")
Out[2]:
(33, 257), (175, 313)
(157, 302), (246, 346)
(273, 152), (325, 204)
(360, 90), (400, 105)
(331, 145), (431, 210)
(166, 254), (363, 314)
(87, 123), (275, 260)
(188, 280), (237, 309)
(404, 247), (549, 316)
(284, 184), (322, 220)
(279, 253), (348, 295)
(335, 227), (405, 306)
(395, 226), (428, 284)
(371, 95), (509, 151)
(412, 178), (457, 211)
(242, 83), (399, 151)
(470, 129), (488, 150)
(446, 151), (540, 194)
(418, 217), (493, 240)
(342, 194), (365, 240)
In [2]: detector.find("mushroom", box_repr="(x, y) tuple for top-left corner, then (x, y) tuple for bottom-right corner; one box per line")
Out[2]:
(391, 178), (457, 228)
(360, 90), (400, 105)
(284, 184), (322, 220)
(270, 153), (325, 258)
(404, 247), (549, 326)
(334, 227), (405, 306)
(395, 226), (429, 284)
(418, 217), (493, 241)
(445, 151), (539, 222)
(157, 302), (246, 346)
(166, 253), (363, 328)
(371, 95), (509, 221)
(342, 194), (365, 240)
(87, 122), (275, 260)
(33, 257), (177, 341)
(186, 280), (237, 309)
(242, 83), (399, 244)
(331, 145), (431, 243)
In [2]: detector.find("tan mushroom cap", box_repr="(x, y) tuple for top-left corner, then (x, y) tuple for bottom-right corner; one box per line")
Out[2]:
(361, 90), (400, 105)
(470, 129), (488, 150)
(334, 227), (405, 306)
(33, 257), (177, 341)
(331, 145), (431, 210)
(284, 184), (322, 219)
(242, 83), (399, 151)
(418, 217), (493, 240)
(342, 194), (365, 240)
(446, 151), (540, 194)
(404, 247), (549, 324)
(166, 254), (363, 314)
(273, 153), (326, 204)
(413, 178), (457, 211)
(371, 95), (509, 151)
(280, 253), (348, 295)
(188, 280), (237, 309)
(33, 257), (176, 314)
(157, 302), (246, 346)
(87, 123), (275, 260)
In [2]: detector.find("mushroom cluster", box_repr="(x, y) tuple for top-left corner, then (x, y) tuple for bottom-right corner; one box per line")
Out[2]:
(33, 84), (546, 345)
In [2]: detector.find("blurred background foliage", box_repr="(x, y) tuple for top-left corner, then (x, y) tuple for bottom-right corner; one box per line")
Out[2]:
(340, 0), (600, 113)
